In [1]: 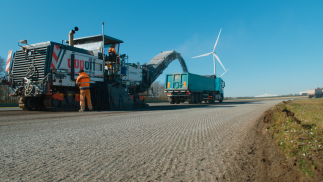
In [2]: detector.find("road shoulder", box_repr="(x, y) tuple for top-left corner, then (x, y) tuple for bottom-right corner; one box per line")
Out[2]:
(228, 114), (303, 181)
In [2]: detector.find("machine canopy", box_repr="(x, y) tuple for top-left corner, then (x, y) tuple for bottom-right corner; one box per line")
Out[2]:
(73, 35), (123, 51)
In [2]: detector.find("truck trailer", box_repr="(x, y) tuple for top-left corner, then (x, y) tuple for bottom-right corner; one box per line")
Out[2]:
(164, 73), (225, 104)
(1, 27), (189, 111)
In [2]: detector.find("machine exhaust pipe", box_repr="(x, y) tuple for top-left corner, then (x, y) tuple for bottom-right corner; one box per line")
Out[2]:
(68, 27), (79, 47)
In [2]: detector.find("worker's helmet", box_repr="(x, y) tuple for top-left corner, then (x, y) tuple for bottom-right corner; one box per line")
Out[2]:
(79, 69), (84, 73)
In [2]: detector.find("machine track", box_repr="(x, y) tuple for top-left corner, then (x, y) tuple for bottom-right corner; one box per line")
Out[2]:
(43, 95), (80, 111)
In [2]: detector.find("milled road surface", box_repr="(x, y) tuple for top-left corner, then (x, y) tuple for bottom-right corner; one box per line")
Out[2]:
(0, 100), (286, 181)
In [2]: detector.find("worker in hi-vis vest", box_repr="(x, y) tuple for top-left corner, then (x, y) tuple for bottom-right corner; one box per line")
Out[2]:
(76, 69), (93, 112)
(108, 44), (120, 64)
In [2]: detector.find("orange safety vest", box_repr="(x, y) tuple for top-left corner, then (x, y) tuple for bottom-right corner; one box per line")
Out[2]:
(108, 47), (118, 55)
(76, 72), (90, 90)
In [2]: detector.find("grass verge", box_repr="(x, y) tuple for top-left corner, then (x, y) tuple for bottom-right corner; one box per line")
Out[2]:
(263, 98), (323, 180)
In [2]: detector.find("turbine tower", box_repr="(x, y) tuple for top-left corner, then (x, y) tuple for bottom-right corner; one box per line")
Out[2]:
(192, 28), (228, 77)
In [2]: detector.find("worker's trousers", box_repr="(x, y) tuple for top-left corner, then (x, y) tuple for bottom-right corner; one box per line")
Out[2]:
(80, 89), (93, 111)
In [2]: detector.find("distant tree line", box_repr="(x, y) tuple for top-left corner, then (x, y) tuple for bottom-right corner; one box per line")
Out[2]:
(0, 56), (18, 103)
(143, 81), (167, 101)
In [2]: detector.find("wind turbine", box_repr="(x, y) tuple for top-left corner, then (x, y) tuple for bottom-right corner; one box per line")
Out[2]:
(192, 28), (228, 77)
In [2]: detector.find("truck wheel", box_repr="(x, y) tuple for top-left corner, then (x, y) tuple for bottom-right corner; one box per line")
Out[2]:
(218, 94), (223, 103)
(198, 93), (203, 104)
(175, 101), (180, 104)
(188, 94), (195, 104)
(194, 94), (199, 104)
(168, 97), (175, 104)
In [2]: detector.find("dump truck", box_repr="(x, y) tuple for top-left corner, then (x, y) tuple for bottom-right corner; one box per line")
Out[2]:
(164, 73), (225, 104)
(1, 26), (189, 111)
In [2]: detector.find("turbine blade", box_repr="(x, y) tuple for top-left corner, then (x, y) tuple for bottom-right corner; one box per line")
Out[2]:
(220, 69), (229, 77)
(192, 52), (212, 58)
(213, 28), (222, 52)
(213, 53), (226, 71)
(213, 54), (216, 75)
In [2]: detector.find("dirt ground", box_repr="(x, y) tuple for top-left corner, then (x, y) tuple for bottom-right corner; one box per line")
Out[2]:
(229, 114), (307, 182)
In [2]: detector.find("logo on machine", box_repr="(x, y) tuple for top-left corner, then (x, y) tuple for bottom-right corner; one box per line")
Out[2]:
(67, 58), (92, 71)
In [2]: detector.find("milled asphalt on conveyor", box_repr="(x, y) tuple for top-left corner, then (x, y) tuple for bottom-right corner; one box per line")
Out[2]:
(0, 99), (286, 181)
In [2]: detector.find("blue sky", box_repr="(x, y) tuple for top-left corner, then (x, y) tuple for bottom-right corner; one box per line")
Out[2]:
(1, 0), (322, 97)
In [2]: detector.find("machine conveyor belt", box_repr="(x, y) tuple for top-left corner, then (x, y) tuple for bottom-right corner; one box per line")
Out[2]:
(144, 50), (188, 89)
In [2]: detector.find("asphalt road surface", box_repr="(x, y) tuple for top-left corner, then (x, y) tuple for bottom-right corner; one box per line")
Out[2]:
(0, 99), (287, 181)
